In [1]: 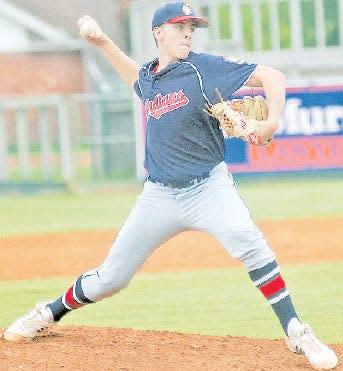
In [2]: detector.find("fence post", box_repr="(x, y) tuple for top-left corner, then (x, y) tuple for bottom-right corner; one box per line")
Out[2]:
(270, 0), (280, 50)
(38, 106), (52, 180)
(252, 1), (262, 51)
(15, 109), (30, 180)
(231, 1), (242, 49)
(57, 98), (73, 183)
(0, 110), (8, 181)
(315, 0), (325, 47)
(340, 0), (343, 46)
(290, 0), (302, 49)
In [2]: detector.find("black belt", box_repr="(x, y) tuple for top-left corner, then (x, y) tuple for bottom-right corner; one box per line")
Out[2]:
(148, 173), (209, 189)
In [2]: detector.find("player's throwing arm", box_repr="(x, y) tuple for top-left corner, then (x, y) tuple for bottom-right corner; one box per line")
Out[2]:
(78, 15), (140, 88)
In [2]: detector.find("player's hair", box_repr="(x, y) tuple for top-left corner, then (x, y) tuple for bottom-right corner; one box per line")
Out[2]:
(153, 34), (158, 47)
(152, 28), (159, 47)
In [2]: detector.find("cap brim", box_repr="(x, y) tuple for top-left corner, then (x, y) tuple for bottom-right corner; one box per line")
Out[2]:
(167, 16), (209, 28)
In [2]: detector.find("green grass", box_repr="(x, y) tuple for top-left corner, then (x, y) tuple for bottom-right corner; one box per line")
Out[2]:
(0, 177), (342, 236)
(236, 176), (343, 221)
(1, 263), (342, 343)
(0, 186), (140, 236)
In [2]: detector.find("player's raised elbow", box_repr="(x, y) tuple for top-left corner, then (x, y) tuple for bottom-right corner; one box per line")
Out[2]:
(271, 68), (286, 89)
(249, 65), (286, 89)
(267, 68), (286, 94)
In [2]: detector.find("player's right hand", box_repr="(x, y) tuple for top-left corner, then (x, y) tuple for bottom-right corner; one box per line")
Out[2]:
(78, 15), (107, 45)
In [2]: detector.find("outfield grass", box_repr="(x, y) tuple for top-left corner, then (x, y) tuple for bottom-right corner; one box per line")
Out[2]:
(1, 263), (342, 343)
(0, 176), (342, 236)
(0, 186), (140, 236)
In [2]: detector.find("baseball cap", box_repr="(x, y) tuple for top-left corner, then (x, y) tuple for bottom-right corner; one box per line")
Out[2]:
(151, 2), (209, 29)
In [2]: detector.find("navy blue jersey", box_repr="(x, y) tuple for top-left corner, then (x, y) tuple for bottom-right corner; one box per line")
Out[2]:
(134, 51), (257, 183)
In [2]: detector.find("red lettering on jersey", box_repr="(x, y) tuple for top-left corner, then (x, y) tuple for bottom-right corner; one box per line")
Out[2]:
(144, 90), (190, 120)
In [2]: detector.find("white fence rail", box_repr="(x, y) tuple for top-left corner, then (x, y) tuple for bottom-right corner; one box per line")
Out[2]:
(0, 95), (136, 188)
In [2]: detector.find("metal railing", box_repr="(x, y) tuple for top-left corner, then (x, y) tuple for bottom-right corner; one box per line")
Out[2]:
(0, 94), (136, 188)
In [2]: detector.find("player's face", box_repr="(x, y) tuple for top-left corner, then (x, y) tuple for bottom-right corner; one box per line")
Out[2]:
(155, 21), (196, 62)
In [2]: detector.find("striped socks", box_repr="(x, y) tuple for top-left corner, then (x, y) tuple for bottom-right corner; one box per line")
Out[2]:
(47, 260), (298, 335)
(47, 275), (93, 321)
(249, 260), (299, 335)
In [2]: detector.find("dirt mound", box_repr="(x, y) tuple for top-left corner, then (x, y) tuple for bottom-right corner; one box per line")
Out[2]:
(1, 326), (342, 370)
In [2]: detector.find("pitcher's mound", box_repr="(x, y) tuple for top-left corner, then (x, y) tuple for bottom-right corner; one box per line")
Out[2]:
(1, 326), (342, 370)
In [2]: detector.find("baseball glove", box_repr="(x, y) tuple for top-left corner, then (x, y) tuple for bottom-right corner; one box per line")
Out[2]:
(206, 93), (271, 146)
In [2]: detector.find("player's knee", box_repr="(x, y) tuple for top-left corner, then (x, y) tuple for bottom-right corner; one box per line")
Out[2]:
(97, 272), (131, 297)
(221, 229), (275, 270)
(239, 244), (275, 271)
(81, 268), (132, 302)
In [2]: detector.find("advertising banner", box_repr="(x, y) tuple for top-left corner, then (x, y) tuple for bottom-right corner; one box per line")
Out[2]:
(226, 85), (343, 173)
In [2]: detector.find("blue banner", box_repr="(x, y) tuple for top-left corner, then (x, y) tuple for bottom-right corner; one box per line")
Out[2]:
(226, 85), (343, 173)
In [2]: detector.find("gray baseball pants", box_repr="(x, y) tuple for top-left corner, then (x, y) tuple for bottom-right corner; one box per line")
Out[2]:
(80, 162), (275, 302)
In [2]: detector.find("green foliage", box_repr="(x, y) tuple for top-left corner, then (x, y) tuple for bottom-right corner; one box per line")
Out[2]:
(261, 2), (272, 50)
(1, 263), (342, 343)
(215, 0), (339, 50)
(324, 0), (339, 46)
(301, 0), (317, 47)
(241, 3), (254, 51)
(218, 4), (231, 39)
(278, 1), (291, 48)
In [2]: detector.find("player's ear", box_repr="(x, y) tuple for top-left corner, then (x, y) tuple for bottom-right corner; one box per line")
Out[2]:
(152, 26), (163, 46)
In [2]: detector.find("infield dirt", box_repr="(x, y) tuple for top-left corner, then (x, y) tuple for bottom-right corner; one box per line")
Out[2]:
(1, 217), (342, 370)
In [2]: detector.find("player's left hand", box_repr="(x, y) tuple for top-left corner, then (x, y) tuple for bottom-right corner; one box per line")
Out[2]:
(206, 94), (272, 146)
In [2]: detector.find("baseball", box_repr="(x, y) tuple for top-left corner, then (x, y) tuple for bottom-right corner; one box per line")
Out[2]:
(79, 18), (100, 39)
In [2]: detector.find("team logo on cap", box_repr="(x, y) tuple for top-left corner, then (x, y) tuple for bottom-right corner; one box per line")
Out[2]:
(182, 4), (193, 15)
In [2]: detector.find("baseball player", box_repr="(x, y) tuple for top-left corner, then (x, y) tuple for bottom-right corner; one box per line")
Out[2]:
(4, 2), (338, 369)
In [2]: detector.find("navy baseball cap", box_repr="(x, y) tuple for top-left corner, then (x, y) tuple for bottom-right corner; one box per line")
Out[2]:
(151, 2), (209, 29)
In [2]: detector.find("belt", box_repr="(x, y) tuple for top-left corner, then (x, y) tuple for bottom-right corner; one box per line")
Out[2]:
(148, 173), (209, 189)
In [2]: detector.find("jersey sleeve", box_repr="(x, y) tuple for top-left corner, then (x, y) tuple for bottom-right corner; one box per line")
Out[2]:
(192, 53), (258, 103)
(133, 65), (149, 100)
(133, 80), (143, 99)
